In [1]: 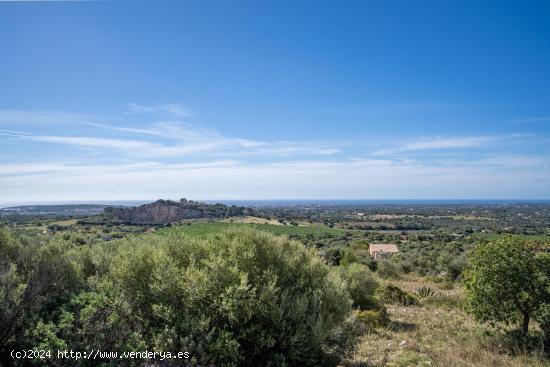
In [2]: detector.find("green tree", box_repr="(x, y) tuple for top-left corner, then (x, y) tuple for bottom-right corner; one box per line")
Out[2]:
(464, 236), (550, 335)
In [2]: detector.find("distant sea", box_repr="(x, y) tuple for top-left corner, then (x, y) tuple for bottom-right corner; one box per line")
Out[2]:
(207, 199), (550, 207)
(2, 199), (550, 209)
(0, 200), (150, 209)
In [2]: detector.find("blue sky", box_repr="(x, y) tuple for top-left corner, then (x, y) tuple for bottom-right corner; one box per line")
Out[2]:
(1, 0), (550, 203)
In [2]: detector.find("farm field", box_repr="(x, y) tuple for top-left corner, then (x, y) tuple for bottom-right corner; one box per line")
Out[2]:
(159, 220), (347, 238)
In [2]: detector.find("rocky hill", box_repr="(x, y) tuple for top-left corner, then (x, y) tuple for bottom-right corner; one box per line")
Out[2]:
(102, 198), (250, 224)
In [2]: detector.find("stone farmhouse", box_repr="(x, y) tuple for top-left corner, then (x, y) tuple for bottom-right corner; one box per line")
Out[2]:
(369, 243), (399, 260)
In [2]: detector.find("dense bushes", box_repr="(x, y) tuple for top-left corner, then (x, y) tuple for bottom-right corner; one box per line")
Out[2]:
(0, 228), (82, 351)
(1, 227), (353, 366)
(111, 229), (352, 365)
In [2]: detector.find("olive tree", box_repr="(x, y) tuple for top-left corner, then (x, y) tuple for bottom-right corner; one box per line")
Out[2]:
(464, 236), (550, 335)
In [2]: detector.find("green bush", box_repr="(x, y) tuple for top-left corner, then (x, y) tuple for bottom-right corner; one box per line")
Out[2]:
(339, 249), (357, 266)
(323, 315), (368, 359)
(377, 284), (418, 306)
(355, 308), (389, 332)
(376, 259), (402, 279)
(2, 227), (355, 366)
(340, 263), (380, 310)
(110, 229), (352, 365)
(0, 228), (83, 356)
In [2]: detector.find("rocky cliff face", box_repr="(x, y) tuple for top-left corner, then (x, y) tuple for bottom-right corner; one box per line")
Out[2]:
(103, 199), (248, 224)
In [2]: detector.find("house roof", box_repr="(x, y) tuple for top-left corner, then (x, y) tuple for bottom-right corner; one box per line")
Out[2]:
(369, 243), (399, 253)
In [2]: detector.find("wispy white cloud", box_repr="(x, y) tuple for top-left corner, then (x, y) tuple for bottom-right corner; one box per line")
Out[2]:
(405, 136), (493, 150)
(85, 122), (166, 136)
(24, 135), (158, 150)
(126, 103), (193, 117)
(0, 129), (32, 135)
(0, 107), (537, 161)
(3, 120), (339, 158)
(1, 157), (549, 203)
(1, 104), (549, 202)
(84, 120), (337, 157)
(0, 160), (239, 176)
(371, 136), (497, 156)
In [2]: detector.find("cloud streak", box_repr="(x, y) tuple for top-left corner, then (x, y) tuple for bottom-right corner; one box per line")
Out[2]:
(24, 135), (158, 150)
(1, 105), (549, 202)
(6, 118), (341, 158)
(1, 157), (549, 204)
(126, 103), (193, 117)
(371, 136), (497, 156)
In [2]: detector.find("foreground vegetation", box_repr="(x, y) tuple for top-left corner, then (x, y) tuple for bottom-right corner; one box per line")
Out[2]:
(1, 227), (354, 366)
(345, 277), (549, 367)
(1, 201), (550, 366)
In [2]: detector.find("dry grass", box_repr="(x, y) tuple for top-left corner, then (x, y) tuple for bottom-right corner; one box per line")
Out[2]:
(342, 277), (549, 367)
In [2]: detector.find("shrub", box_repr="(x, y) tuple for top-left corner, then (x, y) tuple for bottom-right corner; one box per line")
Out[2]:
(446, 254), (467, 280)
(377, 284), (418, 306)
(107, 228), (352, 366)
(340, 249), (357, 266)
(321, 246), (344, 266)
(355, 308), (389, 332)
(0, 227), (83, 363)
(376, 259), (402, 279)
(3, 227), (354, 367)
(323, 315), (368, 358)
(340, 263), (380, 310)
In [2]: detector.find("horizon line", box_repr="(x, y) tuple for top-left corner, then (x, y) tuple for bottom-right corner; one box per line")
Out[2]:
(2, 197), (550, 209)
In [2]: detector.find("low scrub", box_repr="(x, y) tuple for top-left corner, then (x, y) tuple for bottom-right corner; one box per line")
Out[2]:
(355, 308), (390, 332)
(377, 284), (418, 306)
(422, 293), (464, 309)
